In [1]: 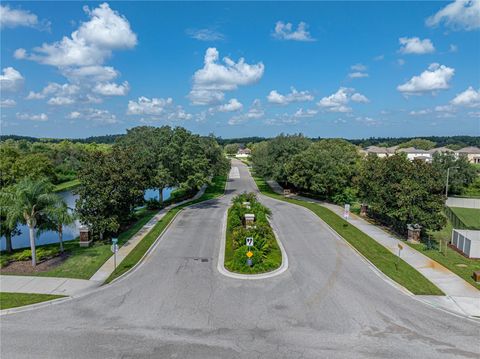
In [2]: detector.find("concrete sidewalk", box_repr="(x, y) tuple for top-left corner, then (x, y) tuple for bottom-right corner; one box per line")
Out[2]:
(267, 180), (480, 317)
(0, 187), (206, 297)
(0, 275), (97, 296)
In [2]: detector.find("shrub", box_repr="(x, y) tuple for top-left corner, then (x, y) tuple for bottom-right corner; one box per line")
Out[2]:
(11, 247), (60, 262)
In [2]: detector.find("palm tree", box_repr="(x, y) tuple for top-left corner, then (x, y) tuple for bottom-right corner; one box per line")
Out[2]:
(0, 187), (21, 253)
(3, 178), (60, 267)
(49, 201), (75, 253)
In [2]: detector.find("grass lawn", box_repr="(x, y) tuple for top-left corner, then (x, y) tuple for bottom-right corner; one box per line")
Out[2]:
(0, 292), (65, 310)
(406, 219), (480, 290)
(105, 174), (228, 283)
(53, 179), (81, 192)
(0, 208), (158, 279)
(253, 175), (444, 296)
(449, 207), (480, 229)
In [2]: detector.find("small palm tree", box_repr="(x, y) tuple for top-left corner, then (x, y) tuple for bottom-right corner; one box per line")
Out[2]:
(49, 201), (75, 253)
(3, 178), (61, 267)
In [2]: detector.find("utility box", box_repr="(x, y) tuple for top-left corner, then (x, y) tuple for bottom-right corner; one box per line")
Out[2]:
(79, 225), (92, 247)
(407, 224), (422, 243)
(451, 229), (480, 258)
(244, 214), (255, 228)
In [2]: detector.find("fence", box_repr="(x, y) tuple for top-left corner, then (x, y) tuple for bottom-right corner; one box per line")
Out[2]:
(444, 206), (469, 229)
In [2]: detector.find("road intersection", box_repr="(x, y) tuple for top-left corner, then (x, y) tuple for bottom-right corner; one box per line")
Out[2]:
(1, 160), (479, 358)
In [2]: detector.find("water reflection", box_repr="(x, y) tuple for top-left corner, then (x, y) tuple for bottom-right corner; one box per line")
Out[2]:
(1, 187), (173, 250)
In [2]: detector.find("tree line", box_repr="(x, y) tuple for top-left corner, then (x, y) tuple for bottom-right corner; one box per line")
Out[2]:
(251, 134), (477, 235)
(0, 126), (228, 267)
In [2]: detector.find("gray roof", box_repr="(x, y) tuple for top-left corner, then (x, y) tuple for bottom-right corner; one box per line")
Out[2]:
(428, 146), (454, 154)
(397, 147), (429, 154)
(457, 146), (480, 154)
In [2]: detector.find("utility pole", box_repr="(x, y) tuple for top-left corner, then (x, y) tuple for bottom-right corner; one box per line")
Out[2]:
(445, 166), (459, 199)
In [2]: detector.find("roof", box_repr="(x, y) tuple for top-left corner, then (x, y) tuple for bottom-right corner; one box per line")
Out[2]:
(429, 146), (454, 154)
(397, 147), (429, 154)
(457, 146), (480, 154)
(365, 146), (390, 154)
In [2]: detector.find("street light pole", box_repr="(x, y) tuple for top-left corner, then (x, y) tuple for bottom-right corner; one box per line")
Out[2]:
(445, 166), (459, 198)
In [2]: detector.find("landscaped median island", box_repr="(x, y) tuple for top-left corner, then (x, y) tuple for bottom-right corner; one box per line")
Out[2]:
(224, 193), (281, 274)
(105, 173), (228, 283)
(252, 175), (444, 295)
(0, 292), (65, 310)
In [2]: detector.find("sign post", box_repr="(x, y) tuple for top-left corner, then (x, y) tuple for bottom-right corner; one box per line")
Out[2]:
(343, 204), (350, 220)
(246, 237), (254, 247)
(246, 250), (253, 266)
(111, 238), (119, 269)
(396, 243), (403, 270)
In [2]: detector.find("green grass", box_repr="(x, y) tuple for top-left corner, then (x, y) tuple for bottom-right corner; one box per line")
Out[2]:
(105, 174), (228, 283)
(449, 207), (480, 229)
(53, 179), (81, 192)
(252, 175), (444, 295)
(407, 219), (480, 290)
(0, 292), (65, 310)
(0, 208), (158, 279)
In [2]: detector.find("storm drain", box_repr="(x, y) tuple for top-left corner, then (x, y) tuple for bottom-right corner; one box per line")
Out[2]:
(192, 257), (209, 263)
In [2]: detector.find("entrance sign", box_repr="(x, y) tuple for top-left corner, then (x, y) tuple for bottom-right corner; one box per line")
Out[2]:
(246, 237), (254, 247)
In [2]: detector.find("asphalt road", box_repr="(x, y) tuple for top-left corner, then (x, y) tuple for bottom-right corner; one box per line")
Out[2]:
(1, 159), (479, 359)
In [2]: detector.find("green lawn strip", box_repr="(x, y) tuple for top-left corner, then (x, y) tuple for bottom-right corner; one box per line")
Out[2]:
(224, 203), (282, 274)
(410, 219), (480, 290)
(0, 292), (66, 310)
(0, 209), (158, 279)
(252, 175), (444, 295)
(449, 207), (480, 229)
(105, 174), (228, 284)
(53, 179), (81, 192)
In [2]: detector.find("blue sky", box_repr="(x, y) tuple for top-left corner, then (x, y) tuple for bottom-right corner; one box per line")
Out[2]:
(1, 1), (479, 139)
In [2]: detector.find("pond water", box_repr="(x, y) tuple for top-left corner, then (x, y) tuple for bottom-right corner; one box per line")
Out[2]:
(0, 187), (174, 251)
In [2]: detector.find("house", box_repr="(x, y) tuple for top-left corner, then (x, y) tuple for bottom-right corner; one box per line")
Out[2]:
(363, 146), (392, 158)
(428, 146), (455, 155)
(236, 148), (251, 158)
(397, 147), (432, 162)
(456, 147), (480, 164)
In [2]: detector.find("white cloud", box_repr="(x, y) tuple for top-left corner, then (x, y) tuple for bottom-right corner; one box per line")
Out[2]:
(435, 105), (455, 112)
(351, 93), (370, 103)
(67, 111), (81, 119)
(18, 3), (136, 67)
(93, 81), (130, 96)
(267, 87), (314, 105)
(217, 98), (243, 112)
(449, 44), (458, 52)
(468, 111), (480, 118)
(272, 21), (315, 41)
(127, 96), (173, 115)
(399, 37), (435, 54)
(374, 54), (385, 61)
(397, 63), (455, 94)
(397, 59), (406, 66)
(349, 72), (369, 79)
(0, 4), (49, 30)
(293, 108), (318, 118)
(16, 112), (48, 122)
(27, 82), (80, 100)
(409, 109), (432, 116)
(0, 67), (24, 92)
(351, 64), (367, 72)
(189, 48), (264, 105)
(186, 28), (224, 41)
(63, 65), (119, 83)
(0, 99), (16, 108)
(228, 99), (264, 125)
(48, 96), (75, 106)
(85, 108), (118, 124)
(166, 107), (193, 121)
(317, 87), (369, 112)
(450, 86), (480, 107)
(426, 0), (480, 31)
(356, 116), (381, 127)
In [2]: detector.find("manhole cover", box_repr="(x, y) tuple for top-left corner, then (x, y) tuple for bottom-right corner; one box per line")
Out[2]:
(201, 258), (209, 263)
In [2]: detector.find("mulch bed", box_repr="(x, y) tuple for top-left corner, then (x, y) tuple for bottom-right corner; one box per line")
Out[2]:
(0, 253), (70, 275)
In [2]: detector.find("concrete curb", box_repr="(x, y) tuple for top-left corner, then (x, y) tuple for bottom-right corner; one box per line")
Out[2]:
(216, 197), (289, 280)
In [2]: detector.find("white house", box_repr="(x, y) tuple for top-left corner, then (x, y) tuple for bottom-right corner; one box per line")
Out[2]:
(396, 147), (432, 162)
(456, 147), (480, 164)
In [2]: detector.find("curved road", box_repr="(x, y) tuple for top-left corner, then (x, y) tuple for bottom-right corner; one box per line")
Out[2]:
(1, 160), (479, 358)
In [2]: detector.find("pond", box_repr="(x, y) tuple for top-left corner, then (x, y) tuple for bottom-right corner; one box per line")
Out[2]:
(0, 187), (174, 251)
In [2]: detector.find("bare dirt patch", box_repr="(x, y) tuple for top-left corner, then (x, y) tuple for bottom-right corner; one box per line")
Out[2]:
(0, 253), (69, 275)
